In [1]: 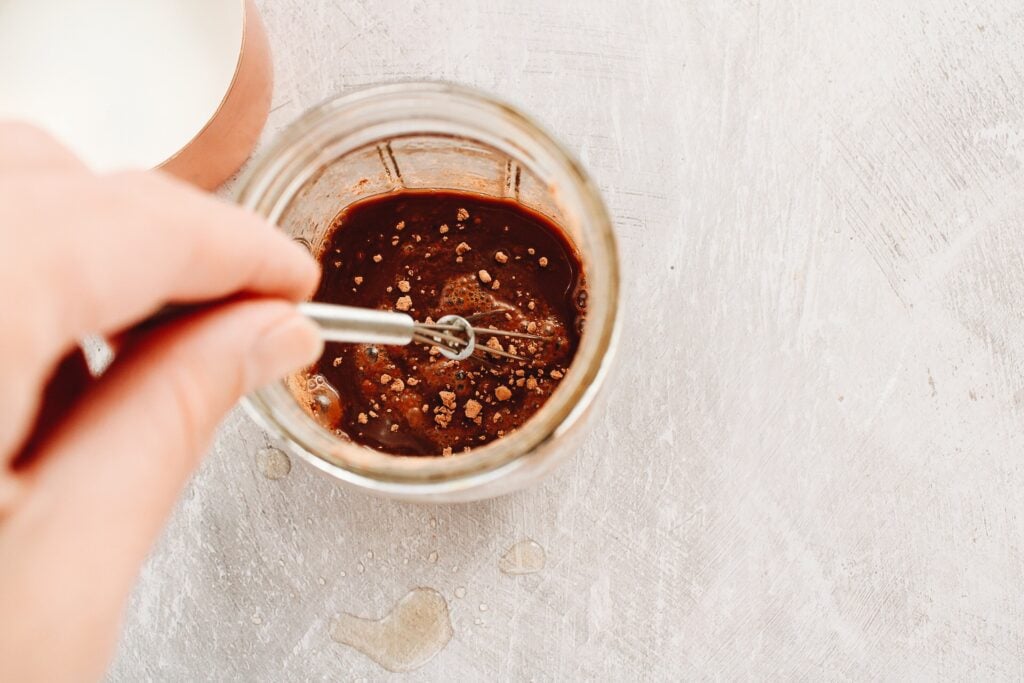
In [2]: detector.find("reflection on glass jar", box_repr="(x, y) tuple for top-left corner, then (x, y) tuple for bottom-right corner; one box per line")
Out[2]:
(236, 82), (619, 502)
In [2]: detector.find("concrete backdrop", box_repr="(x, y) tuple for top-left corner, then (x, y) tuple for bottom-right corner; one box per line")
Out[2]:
(110, 0), (1024, 679)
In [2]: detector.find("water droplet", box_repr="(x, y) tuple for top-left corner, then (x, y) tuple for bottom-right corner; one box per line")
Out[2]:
(498, 539), (546, 575)
(454, 587), (466, 599)
(427, 551), (438, 564)
(340, 571), (347, 578)
(251, 614), (263, 625)
(317, 577), (326, 586)
(357, 562), (365, 574)
(451, 565), (459, 573)
(257, 447), (291, 480)
(429, 517), (437, 528)
(366, 550), (374, 560)
(330, 588), (453, 672)
(474, 617), (483, 625)
(479, 603), (488, 612)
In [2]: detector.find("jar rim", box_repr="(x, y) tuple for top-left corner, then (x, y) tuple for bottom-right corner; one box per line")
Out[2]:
(235, 81), (620, 498)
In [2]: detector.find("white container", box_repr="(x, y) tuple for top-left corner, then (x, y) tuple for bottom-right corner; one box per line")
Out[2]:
(0, 0), (272, 188)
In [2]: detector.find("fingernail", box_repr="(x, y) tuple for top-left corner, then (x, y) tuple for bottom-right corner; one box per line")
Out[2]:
(249, 311), (323, 388)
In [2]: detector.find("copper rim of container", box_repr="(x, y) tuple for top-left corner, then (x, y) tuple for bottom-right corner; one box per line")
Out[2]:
(159, 0), (273, 190)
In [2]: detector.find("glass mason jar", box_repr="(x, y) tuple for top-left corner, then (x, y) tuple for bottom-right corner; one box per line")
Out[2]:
(235, 82), (619, 502)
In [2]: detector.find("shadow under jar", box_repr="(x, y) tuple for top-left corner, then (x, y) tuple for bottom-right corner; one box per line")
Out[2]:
(236, 82), (619, 502)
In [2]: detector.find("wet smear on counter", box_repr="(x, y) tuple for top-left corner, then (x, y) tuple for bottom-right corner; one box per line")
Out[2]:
(498, 539), (546, 575)
(257, 447), (291, 480)
(329, 588), (453, 672)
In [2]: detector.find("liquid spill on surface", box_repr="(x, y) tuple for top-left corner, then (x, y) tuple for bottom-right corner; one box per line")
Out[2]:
(257, 447), (291, 480)
(498, 539), (546, 575)
(330, 588), (453, 673)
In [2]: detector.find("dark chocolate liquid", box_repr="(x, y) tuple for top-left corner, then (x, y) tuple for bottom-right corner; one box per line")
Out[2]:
(306, 190), (585, 456)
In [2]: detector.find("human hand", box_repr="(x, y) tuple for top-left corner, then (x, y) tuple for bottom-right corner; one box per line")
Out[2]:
(0, 123), (322, 681)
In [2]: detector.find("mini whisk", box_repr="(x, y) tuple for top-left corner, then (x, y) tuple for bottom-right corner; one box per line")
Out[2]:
(298, 302), (543, 362)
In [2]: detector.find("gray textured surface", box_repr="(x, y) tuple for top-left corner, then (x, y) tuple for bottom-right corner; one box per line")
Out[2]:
(110, 1), (1024, 679)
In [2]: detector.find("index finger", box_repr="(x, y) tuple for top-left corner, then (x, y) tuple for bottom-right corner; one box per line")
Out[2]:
(6, 169), (319, 364)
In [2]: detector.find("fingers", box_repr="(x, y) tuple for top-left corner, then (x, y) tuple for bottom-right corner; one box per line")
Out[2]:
(13, 299), (321, 573)
(0, 125), (319, 468)
(19, 170), (320, 354)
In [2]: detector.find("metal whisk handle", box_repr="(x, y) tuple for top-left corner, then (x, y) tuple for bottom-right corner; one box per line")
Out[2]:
(298, 302), (415, 346)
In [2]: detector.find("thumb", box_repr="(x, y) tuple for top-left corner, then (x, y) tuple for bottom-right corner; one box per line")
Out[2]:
(6, 298), (321, 622)
(29, 298), (321, 541)
(1, 299), (321, 682)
